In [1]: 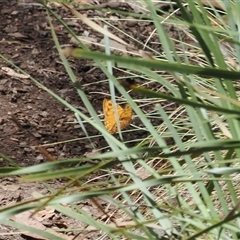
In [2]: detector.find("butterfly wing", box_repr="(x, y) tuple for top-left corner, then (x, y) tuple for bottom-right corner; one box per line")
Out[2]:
(103, 98), (124, 134)
(103, 98), (112, 117)
(119, 104), (133, 130)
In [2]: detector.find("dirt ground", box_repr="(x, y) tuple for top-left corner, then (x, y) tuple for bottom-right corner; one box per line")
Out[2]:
(0, 1), (187, 239)
(0, 0), (171, 166)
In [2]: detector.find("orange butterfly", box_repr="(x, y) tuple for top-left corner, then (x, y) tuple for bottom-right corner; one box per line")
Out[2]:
(103, 98), (133, 134)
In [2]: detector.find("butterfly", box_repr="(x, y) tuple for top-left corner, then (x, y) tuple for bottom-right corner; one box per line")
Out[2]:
(103, 98), (133, 134)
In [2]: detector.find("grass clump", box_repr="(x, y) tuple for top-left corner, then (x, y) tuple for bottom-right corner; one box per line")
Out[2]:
(1, 0), (240, 239)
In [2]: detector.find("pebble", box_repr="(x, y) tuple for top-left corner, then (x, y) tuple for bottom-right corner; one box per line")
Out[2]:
(36, 155), (44, 161)
(19, 141), (27, 147)
(47, 148), (55, 153)
(126, 16), (137, 27)
(11, 11), (18, 15)
(39, 111), (48, 117)
(23, 147), (32, 152)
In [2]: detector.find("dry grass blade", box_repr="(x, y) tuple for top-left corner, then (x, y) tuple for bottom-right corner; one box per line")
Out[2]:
(63, 4), (131, 48)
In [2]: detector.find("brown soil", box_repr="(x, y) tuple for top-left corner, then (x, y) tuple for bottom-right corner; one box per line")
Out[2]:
(0, 1), (185, 239)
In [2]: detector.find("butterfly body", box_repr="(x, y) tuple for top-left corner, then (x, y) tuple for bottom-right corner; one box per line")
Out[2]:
(103, 98), (132, 134)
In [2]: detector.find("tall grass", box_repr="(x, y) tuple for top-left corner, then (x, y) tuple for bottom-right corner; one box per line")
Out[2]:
(1, 0), (240, 239)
